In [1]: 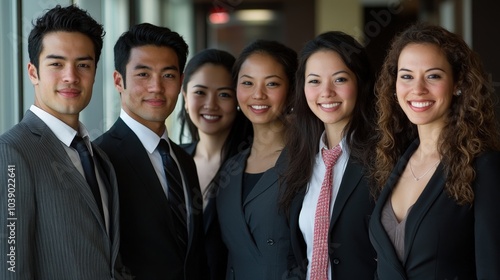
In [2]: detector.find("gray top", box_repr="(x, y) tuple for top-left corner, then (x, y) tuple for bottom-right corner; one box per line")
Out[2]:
(381, 199), (413, 262)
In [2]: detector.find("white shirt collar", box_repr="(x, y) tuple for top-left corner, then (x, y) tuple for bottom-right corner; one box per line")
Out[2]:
(30, 105), (92, 151)
(319, 131), (348, 154)
(119, 109), (169, 153)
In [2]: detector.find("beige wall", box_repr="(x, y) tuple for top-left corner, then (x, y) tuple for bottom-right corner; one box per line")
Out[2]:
(315, 0), (363, 41)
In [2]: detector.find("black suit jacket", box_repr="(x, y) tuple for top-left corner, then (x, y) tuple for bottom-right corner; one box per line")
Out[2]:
(369, 139), (500, 279)
(95, 118), (207, 280)
(216, 148), (293, 280)
(181, 142), (227, 280)
(288, 157), (377, 280)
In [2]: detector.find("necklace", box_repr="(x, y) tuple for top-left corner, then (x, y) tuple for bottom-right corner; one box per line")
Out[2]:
(408, 159), (440, 181)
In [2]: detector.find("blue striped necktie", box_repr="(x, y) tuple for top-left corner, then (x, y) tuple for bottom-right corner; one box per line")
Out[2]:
(71, 135), (104, 219)
(157, 139), (188, 252)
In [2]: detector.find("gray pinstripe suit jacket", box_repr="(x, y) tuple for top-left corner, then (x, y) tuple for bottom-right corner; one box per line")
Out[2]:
(0, 111), (128, 279)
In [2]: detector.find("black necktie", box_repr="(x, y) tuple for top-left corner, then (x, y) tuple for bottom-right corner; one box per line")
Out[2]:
(71, 135), (104, 219)
(157, 139), (188, 250)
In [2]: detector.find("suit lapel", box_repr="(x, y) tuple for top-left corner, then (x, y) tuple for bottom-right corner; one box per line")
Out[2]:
(243, 150), (285, 207)
(93, 145), (121, 268)
(111, 121), (181, 248)
(289, 189), (308, 271)
(170, 140), (202, 255)
(329, 159), (363, 229)
(403, 164), (445, 263)
(369, 140), (421, 278)
(23, 111), (107, 231)
(220, 149), (261, 256)
(110, 120), (190, 258)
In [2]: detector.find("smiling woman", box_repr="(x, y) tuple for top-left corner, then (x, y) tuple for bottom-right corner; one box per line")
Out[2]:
(215, 40), (297, 280)
(370, 23), (500, 280)
(280, 31), (377, 280)
(177, 48), (252, 280)
(395, 43), (455, 127)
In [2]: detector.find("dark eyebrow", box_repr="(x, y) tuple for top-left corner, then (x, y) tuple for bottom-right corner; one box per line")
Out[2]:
(426, 67), (445, 72)
(133, 64), (179, 71)
(332, 70), (349, 76)
(265, 74), (284, 80)
(45, 54), (94, 61)
(398, 67), (445, 73)
(307, 70), (350, 77)
(217, 86), (235, 91)
(192, 85), (234, 92)
(239, 74), (253, 79)
(239, 74), (284, 80)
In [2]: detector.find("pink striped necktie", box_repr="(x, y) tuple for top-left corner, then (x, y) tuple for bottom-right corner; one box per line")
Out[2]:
(310, 144), (342, 280)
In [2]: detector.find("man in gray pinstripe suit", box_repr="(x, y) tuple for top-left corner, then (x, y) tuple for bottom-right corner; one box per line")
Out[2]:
(0, 5), (130, 279)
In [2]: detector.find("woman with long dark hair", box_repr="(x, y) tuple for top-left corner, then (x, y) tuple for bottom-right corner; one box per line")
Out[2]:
(178, 49), (252, 279)
(216, 40), (297, 280)
(280, 31), (377, 280)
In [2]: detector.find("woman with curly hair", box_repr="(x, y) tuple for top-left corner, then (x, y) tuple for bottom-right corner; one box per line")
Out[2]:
(369, 23), (500, 279)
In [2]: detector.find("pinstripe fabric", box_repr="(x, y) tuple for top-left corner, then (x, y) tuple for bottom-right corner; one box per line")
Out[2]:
(0, 111), (125, 279)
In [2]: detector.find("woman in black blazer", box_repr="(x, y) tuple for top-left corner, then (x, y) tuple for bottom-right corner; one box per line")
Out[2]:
(280, 31), (378, 279)
(369, 23), (500, 279)
(178, 49), (252, 280)
(216, 40), (298, 280)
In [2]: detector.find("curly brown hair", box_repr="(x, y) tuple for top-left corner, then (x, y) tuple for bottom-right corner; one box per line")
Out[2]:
(371, 23), (500, 205)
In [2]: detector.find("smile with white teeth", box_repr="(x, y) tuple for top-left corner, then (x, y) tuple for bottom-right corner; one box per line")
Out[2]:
(320, 102), (340, 109)
(410, 101), (434, 108)
(202, 114), (220, 120)
(251, 105), (270, 110)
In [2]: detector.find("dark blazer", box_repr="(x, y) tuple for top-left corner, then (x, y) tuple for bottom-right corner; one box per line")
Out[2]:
(181, 142), (228, 280)
(369, 139), (500, 279)
(216, 148), (292, 280)
(95, 118), (207, 280)
(288, 157), (377, 280)
(0, 111), (128, 279)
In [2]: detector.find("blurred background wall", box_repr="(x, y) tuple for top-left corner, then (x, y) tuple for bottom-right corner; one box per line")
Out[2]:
(1, 0), (498, 142)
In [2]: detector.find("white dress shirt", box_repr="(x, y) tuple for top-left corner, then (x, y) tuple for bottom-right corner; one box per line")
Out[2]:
(119, 110), (190, 210)
(30, 105), (110, 233)
(299, 132), (349, 280)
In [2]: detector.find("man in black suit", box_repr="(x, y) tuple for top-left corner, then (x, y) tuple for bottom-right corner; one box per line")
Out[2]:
(95, 23), (207, 280)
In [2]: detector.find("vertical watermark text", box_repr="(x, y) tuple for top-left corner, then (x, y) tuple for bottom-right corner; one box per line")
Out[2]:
(6, 165), (17, 273)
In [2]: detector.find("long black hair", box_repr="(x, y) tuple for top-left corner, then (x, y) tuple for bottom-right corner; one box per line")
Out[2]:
(280, 31), (376, 214)
(178, 49), (253, 195)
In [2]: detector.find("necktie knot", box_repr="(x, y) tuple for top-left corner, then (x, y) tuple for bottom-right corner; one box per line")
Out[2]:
(71, 135), (90, 155)
(322, 144), (342, 169)
(157, 139), (170, 157)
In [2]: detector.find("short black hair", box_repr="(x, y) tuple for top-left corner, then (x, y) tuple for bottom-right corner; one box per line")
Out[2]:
(28, 4), (105, 70)
(114, 23), (188, 88)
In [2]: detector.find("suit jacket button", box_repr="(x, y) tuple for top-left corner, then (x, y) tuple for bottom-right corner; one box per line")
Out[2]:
(266, 239), (275, 246)
(332, 258), (340, 265)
